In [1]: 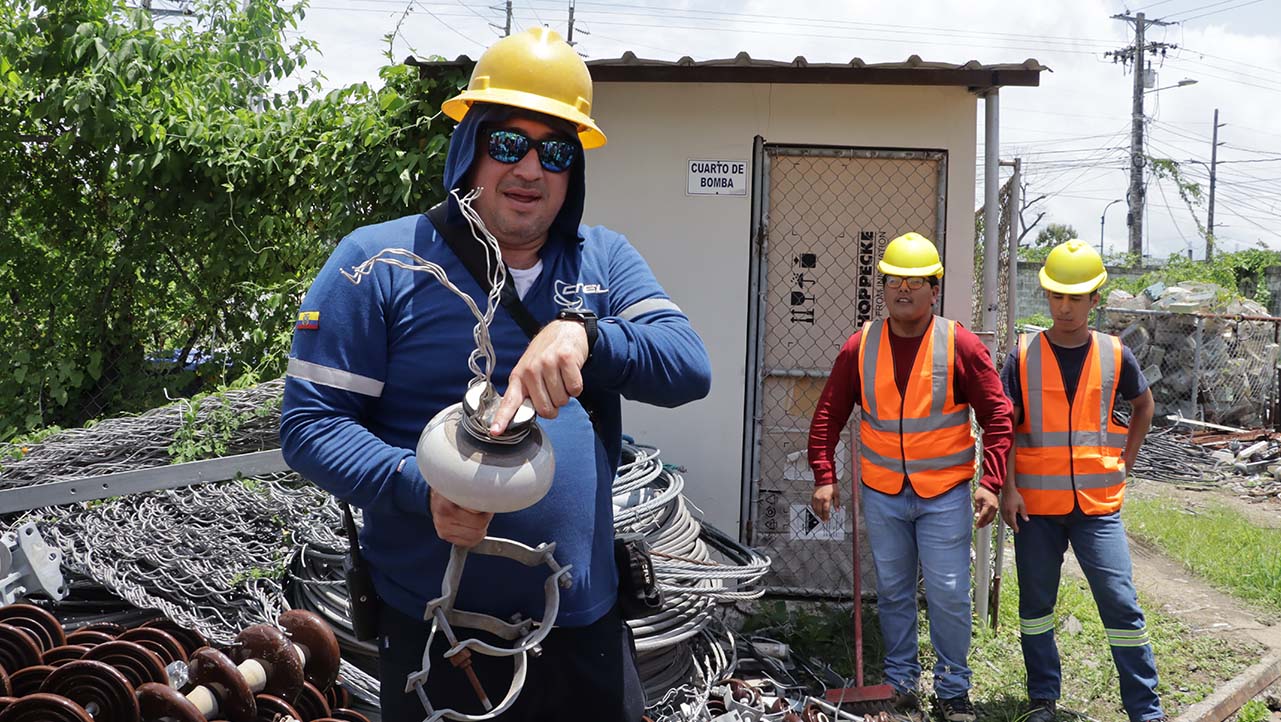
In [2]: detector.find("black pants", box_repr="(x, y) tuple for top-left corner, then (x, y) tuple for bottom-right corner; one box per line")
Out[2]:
(377, 600), (645, 721)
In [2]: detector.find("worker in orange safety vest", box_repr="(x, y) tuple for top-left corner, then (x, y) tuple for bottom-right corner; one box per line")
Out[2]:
(809, 232), (1014, 722)
(1000, 239), (1165, 722)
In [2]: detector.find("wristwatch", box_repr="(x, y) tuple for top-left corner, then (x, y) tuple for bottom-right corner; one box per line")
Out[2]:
(555, 308), (598, 358)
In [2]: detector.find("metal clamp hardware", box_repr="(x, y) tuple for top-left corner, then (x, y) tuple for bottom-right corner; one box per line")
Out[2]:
(0, 523), (67, 605)
(407, 537), (572, 722)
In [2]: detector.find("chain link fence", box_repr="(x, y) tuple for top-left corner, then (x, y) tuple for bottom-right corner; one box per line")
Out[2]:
(1097, 307), (1281, 429)
(747, 146), (953, 598)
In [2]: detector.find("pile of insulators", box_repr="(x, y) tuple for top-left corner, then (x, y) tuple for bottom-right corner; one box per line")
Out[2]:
(0, 603), (364, 722)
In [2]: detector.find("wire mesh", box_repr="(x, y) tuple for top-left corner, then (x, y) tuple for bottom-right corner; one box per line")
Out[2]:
(749, 147), (949, 599)
(1097, 307), (1281, 429)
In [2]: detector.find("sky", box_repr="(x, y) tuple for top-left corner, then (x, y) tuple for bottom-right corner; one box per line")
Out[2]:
(160, 0), (1281, 261)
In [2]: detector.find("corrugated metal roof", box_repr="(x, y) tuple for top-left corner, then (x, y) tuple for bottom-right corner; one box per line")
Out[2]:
(408, 52), (1047, 88)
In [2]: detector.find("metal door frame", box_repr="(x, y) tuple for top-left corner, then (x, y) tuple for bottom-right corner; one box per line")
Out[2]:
(739, 143), (949, 545)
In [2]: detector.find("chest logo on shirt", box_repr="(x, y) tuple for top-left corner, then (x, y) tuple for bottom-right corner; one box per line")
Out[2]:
(554, 280), (609, 310)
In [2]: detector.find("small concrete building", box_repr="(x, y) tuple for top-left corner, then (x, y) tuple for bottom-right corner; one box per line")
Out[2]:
(415, 52), (1043, 595)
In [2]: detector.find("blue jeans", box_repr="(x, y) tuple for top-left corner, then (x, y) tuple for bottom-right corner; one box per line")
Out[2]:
(862, 481), (973, 699)
(1014, 509), (1163, 721)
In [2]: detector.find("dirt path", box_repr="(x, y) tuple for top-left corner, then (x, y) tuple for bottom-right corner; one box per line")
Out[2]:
(1065, 478), (1281, 721)
(1074, 478), (1281, 652)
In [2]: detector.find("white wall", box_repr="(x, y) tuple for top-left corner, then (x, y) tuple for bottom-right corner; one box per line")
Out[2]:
(583, 81), (978, 534)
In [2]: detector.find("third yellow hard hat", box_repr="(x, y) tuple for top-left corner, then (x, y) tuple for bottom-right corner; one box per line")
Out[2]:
(442, 27), (607, 149)
(1040, 239), (1108, 294)
(878, 233), (944, 278)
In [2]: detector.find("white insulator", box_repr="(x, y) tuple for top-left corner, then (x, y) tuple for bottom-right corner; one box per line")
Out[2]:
(188, 686), (218, 717)
(238, 658), (269, 692)
(416, 384), (554, 514)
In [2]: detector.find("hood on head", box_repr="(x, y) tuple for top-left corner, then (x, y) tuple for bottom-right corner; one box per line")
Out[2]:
(441, 102), (586, 243)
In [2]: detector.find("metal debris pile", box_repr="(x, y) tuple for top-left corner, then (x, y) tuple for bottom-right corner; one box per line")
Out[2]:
(1186, 426), (1281, 502)
(1100, 283), (1280, 428)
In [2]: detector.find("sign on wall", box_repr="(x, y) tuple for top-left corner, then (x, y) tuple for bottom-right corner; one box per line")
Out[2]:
(687, 159), (748, 196)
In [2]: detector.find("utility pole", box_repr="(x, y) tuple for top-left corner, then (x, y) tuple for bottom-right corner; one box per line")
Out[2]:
(1206, 108), (1224, 261)
(1107, 12), (1176, 262)
(567, 0), (576, 44)
(504, 0), (512, 36)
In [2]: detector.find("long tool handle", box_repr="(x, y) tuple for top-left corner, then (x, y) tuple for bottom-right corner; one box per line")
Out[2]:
(852, 479), (865, 688)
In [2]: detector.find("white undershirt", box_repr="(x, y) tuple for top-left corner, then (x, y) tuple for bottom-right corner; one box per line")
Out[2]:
(507, 261), (542, 300)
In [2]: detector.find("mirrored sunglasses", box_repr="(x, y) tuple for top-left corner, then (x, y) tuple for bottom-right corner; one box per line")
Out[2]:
(486, 128), (577, 173)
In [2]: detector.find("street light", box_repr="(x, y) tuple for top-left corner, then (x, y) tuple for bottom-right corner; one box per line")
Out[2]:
(1144, 78), (1198, 94)
(1101, 199), (1124, 257)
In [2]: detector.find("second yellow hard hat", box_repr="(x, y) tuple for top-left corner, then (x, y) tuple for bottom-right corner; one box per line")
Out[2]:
(1040, 239), (1108, 294)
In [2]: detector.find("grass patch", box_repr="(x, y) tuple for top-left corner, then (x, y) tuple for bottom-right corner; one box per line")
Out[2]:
(1125, 498), (1281, 611)
(743, 565), (1256, 721)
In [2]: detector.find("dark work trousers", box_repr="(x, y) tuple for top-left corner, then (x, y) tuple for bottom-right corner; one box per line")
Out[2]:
(377, 599), (645, 722)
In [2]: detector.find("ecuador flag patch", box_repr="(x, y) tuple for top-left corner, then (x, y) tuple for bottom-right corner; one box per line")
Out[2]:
(296, 310), (320, 330)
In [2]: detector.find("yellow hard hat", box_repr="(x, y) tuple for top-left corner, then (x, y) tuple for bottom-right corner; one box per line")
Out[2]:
(442, 27), (607, 149)
(1040, 239), (1108, 294)
(878, 233), (944, 278)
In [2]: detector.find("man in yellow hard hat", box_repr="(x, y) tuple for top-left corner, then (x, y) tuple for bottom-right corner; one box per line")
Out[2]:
(809, 232), (1013, 722)
(281, 28), (711, 720)
(1001, 240), (1164, 722)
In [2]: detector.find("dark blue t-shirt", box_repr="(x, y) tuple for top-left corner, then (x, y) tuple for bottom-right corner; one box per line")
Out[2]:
(1001, 335), (1148, 420)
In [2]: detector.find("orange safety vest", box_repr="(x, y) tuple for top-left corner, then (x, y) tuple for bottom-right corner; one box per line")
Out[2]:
(1015, 331), (1129, 516)
(856, 316), (976, 497)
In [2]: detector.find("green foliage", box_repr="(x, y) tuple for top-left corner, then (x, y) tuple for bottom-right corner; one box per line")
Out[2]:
(1107, 250), (1281, 306)
(1126, 498), (1281, 611)
(1018, 222), (1077, 263)
(0, 0), (466, 440)
(166, 388), (275, 463)
(1236, 699), (1270, 722)
(1016, 312), (1054, 329)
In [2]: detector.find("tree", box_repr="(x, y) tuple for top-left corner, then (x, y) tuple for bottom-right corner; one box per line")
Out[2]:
(1017, 222), (1077, 263)
(0, 0), (466, 438)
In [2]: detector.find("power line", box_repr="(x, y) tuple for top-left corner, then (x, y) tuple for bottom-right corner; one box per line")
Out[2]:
(1172, 0), (1267, 22)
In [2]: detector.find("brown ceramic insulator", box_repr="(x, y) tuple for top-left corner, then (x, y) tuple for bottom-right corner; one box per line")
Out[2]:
(253, 693), (301, 722)
(65, 630), (115, 648)
(0, 625), (44, 683)
(0, 666), (9, 696)
(40, 660), (139, 722)
(117, 628), (187, 665)
(0, 693), (94, 722)
(800, 703), (830, 722)
(0, 699), (12, 714)
(8, 664), (53, 696)
(188, 647), (255, 722)
(328, 709), (372, 722)
(73, 622), (125, 637)
(726, 678), (761, 706)
(139, 619), (207, 661)
(41, 645), (89, 667)
(0, 606), (64, 652)
(292, 682), (331, 721)
(83, 640), (168, 688)
(233, 625), (303, 702)
(322, 683), (348, 710)
(278, 610), (340, 691)
(136, 682), (205, 722)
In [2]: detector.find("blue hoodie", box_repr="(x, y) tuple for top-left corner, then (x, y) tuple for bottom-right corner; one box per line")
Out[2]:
(280, 104), (711, 626)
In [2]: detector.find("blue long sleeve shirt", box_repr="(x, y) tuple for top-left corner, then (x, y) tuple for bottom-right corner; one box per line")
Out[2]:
(280, 212), (710, 625)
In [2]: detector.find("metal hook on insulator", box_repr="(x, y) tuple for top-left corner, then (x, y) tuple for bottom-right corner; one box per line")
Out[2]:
(405, 538), (572, 722)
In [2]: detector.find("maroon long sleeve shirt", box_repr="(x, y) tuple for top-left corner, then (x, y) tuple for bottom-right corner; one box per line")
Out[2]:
(807, 322), (1014, 493)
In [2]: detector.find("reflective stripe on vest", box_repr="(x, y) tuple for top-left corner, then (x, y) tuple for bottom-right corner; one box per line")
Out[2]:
(857, 316), (976, 498)
(1015, 331), (1128, 515)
